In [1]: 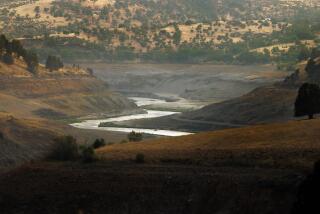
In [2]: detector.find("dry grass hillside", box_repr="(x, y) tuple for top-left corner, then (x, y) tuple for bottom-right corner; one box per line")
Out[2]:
(0, 59), (139, 120)
(2, 118), (316, 213)
(0, 110), (130, 169)
(0, 112), (61, 168)
(98, 118), (320, 170)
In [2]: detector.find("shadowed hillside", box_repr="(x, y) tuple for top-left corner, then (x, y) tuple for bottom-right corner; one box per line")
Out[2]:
(0, 113), (61, 169)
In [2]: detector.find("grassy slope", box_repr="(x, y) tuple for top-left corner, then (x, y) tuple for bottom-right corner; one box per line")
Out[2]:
(0, 112), (61, 168)
(98, 118), (320, 169)
(1, 118), (317, 213)
(0, 59), (138, 119)
(0, 111), (131, 168)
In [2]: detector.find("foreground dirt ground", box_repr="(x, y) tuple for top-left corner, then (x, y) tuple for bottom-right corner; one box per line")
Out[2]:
(0, 162), (303, 214)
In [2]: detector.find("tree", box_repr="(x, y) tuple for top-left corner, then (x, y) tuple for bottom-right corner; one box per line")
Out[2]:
(127, 131), (143, 142)
(295, 83), (320, 119)
(0, 34), (8, 53)
(49, 136), (79, 161)
(24, 51), (39, 73)
(81, 146), (96, 163)
(11, 40), (26, 58)
(2, 52), (14, 64)
(45, 55), (64, 71)
(93, 138), (106, 149)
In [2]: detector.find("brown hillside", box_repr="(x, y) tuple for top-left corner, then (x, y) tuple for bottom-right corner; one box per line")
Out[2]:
(98, 118), (320, 169)
(0, 112), (61, 168)
(0, 111), (130, 169)
(0, 60), (139, 119)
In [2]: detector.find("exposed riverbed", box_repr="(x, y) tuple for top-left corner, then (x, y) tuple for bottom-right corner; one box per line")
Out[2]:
(72, 64), (289, 136)
(70, 97), (194, 136)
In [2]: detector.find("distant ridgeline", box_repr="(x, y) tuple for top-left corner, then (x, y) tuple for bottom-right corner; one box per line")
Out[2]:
(0, 0), (320, 65)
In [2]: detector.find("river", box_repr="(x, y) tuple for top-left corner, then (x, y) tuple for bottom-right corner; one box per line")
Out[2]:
(70, 97), (193, 137)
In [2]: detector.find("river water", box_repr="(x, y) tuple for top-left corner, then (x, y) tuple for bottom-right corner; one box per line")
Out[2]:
(70, 97), (193, 136)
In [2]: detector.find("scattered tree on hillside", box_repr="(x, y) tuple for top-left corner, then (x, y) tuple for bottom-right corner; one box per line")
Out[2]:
(49, 135), (79, 161)
(127, 131), (143, 142)
(0, 34), (8, 53)
(11, 40), (26, 58)
(45, 55), (64, 71)
(93, 138), (106, 149)
(295, 83), (320, 119)
(2, 52), (14, 64)
(24, 51), (39, 73)
(0, 35), (38, 73)
(305, 57), (320, 83)
(81, 146), (96, 163)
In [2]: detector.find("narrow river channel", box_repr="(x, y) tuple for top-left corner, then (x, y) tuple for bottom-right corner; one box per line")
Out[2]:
(70, 97), (193, 136)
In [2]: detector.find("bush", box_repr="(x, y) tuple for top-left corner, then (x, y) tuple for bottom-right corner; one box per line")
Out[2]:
(127, 131), (143, 142)
(81, 146), (96, 163)
(49, 135), (79, 161)
(93, 138), (106, 149)
(135, 153), (145, 163)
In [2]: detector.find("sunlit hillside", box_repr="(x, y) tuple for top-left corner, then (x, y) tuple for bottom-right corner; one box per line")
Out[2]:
(98, 118), (320, 169)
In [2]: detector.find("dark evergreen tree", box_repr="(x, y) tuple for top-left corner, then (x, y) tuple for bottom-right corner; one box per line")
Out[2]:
(24, 52), (39, 73)
(295, 83), (320, 119)
(11, 40), (26, 58)
(93, 138), (106, 149)
(0, 34), (8, 53)
(306, 58), (320, 83)
(2, 52), (14, 64)
(127, 131), (143, 142)
(45, 55), (64, 71)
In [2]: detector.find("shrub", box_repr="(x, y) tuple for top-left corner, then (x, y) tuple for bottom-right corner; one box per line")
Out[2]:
(135, 153), (145, 163)
(49, 135), (79, 161)
(127, 131), (143, 142)
(81, 146), (96, 163)
(93, 138), (106, 149)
